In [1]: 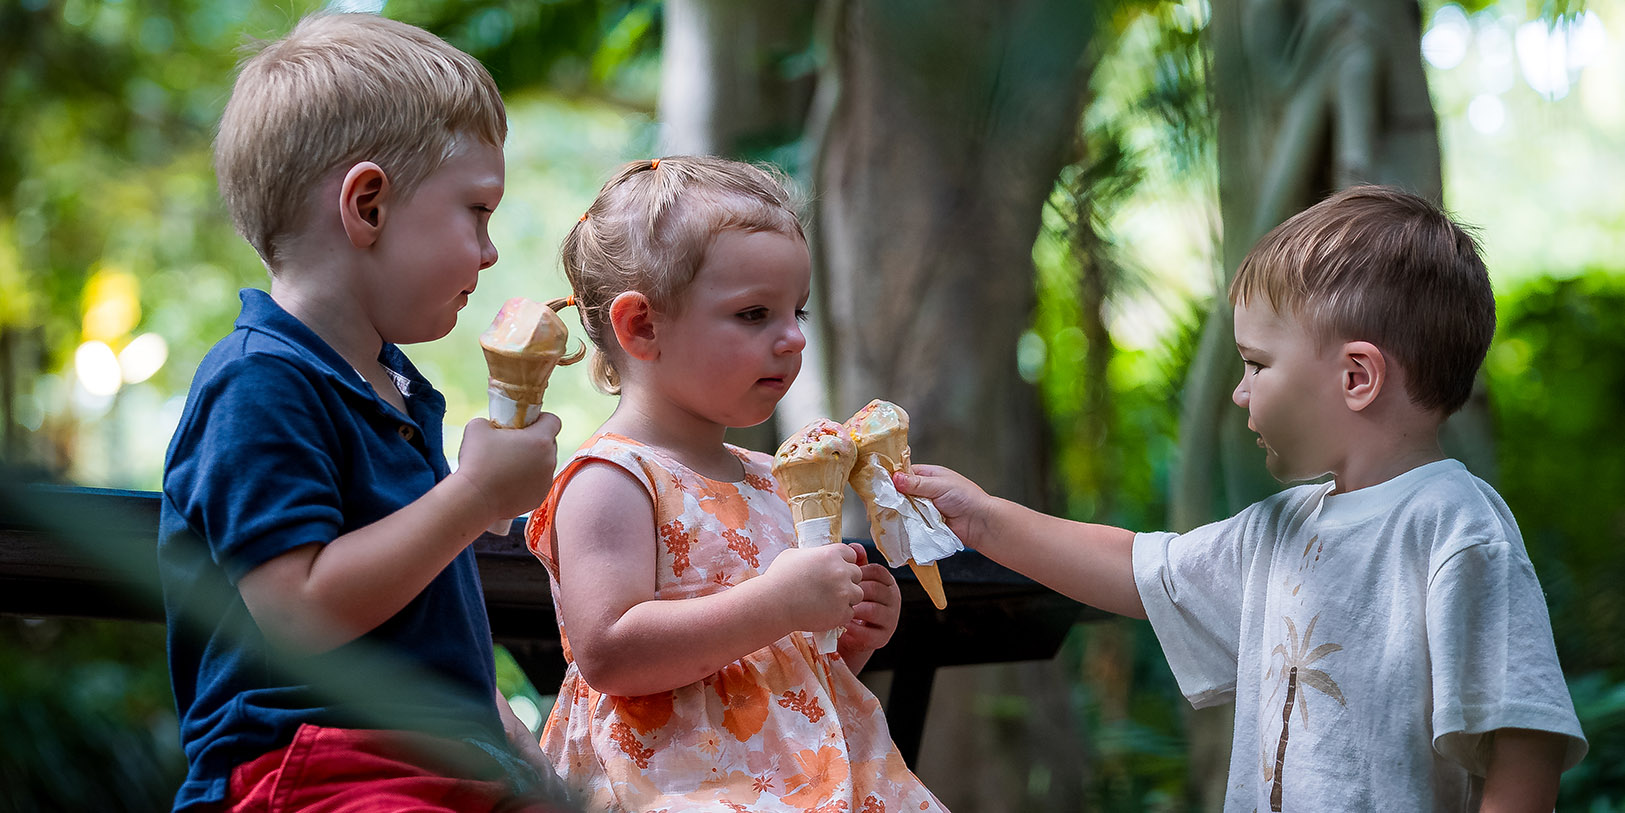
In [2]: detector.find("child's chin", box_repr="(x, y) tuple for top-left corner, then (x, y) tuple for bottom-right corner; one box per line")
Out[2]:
(733, 409), (778, 429)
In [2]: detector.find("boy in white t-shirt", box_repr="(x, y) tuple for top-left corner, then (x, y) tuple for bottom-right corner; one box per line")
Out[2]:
(897, 185), (1586, 811)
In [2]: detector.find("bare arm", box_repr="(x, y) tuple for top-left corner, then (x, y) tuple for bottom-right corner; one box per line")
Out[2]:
(239, 415), (561, 652)
(896, 464), (1145, 619)
(555, 462), (862, 697)
(1480, 728), (1566, 812)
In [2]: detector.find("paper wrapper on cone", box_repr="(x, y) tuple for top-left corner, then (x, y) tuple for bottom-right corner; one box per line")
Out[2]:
(478, 297), (570, 534)
(773, 418), (857, 654)
(844, 399), (963, 610)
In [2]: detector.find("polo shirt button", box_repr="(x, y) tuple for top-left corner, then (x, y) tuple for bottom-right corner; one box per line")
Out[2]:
(398, 425), (415, 441)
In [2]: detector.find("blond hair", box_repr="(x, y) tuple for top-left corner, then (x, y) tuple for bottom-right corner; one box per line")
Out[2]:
(561, 156), (806, 394)
(214, 13), (506, 268)
(1230, 185), (1494, 415)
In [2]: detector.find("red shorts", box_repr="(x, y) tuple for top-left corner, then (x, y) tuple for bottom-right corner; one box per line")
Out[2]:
(223, 724), (564, 813)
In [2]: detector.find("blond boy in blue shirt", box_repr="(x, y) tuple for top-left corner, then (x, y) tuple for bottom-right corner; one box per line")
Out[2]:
(159, 13), (564, 811)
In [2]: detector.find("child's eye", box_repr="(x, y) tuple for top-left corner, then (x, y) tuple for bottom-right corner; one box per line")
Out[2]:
(795, 308), (809, 323)
(1243, 360), (1264, 373)
(738, 307), (768, 323)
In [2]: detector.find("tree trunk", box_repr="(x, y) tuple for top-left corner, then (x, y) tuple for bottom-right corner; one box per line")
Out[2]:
(1179, 1), (1481, 808)
(1270, 666), (1298, 812)
(808, 1), (1094, 808)
(657, 0), (817, 158)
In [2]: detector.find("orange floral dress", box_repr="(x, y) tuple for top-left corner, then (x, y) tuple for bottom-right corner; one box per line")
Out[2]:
(525, 433), (947, 813)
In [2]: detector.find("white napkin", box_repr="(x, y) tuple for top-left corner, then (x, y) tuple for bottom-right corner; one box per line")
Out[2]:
(851, 456), (964, 567)
(487, 385), (543, 429)
(793, 516), (842, 654)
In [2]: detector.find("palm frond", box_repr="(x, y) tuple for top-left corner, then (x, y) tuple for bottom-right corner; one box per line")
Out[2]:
(1299, 669), (1346, 706)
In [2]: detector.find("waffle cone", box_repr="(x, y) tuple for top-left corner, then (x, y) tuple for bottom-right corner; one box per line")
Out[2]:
(908, 560), (947, 610)
(482, 348), (563, 394)
(777, 461), (847, 534)
(856, 433), (909, 474)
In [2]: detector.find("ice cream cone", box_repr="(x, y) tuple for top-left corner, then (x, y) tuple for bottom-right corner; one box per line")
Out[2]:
(773, 419), (857, 655)
(480, 297), (570, 429)
(908, 561), (947, 610)
(844, 399), (948, 610)
(478, 297), (575, 536)
(773, 418), (857, 545)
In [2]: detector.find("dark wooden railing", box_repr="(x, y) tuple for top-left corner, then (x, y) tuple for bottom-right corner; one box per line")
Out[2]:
(0, 481), (1084, 767)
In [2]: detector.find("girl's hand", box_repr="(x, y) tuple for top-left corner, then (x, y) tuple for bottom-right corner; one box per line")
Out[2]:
(892, 463), (995, 550)
(836, 543), (899, 670)
(759, 544), (864, 634)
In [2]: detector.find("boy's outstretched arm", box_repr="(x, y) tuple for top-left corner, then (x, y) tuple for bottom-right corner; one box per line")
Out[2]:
(895, 464), (1146, 619)
(239, 415), (562, 652)
(1480, 728), (1565, 812)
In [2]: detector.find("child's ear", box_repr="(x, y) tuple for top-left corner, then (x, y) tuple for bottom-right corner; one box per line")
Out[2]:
(1341, 340), (1385, 412)
(339, 162), (389, 248)
(609, 292), (659, 361)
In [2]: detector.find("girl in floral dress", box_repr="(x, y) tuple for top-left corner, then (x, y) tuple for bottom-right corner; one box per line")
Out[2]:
(524, 156), (947, 812)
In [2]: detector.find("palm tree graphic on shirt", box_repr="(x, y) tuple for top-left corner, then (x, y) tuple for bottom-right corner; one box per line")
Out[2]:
(1261, 612), (1346, 812)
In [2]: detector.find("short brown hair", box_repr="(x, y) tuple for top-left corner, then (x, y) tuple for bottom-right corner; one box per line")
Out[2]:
(1229, 185), (1494, 414)
(561, 156), (805, 394)
(214, 13), (506, 267)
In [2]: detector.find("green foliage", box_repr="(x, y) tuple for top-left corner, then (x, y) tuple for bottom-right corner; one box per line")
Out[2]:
(1030, 4), (1214, 807)
(1058, 620), (1191, 811)
(1485, 271), (1625, 677)
(1562, 671), (1625, 809)
(0, 617), (181, 812)
(388, 0), (662, 102)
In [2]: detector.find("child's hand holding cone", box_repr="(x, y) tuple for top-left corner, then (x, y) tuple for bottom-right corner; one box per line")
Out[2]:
(773, 418), (859, 653)
(477, 297), (581, 533)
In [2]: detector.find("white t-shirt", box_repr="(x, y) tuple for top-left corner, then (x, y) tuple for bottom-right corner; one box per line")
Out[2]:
(1134, 459), (1586, 812)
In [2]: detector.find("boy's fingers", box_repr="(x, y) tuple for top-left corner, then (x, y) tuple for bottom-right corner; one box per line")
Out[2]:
(893, 465), (948, 498)
(523, 413), (568, 439)
(526, 412), (562, 436)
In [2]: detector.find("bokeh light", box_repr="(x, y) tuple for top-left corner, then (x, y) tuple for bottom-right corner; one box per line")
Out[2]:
(74, 341), (123, 398)
(118, 333), (169, 385)
(1423, 5), (1471, 70)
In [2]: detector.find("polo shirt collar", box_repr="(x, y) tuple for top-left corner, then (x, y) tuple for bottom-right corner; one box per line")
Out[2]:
(233, 288), (446, 418)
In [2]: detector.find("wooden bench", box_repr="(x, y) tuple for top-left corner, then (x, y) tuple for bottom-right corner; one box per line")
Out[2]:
(0, 480), (1084, 766)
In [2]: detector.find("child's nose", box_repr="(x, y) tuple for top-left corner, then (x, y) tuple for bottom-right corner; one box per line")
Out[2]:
(1231, 377), (1249, 408)
(778, 321), (807, 355)
(479, 234), (498, 270)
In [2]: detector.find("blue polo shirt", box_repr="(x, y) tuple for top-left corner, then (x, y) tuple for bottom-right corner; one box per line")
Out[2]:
(158, 289), (504, 811)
